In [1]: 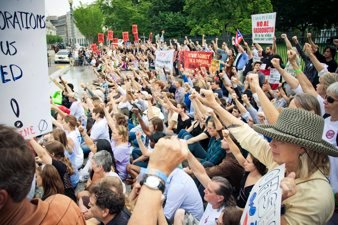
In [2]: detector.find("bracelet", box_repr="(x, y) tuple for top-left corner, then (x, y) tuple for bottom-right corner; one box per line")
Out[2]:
(294, 69), (302, 74)
(143, 168), (168, 183)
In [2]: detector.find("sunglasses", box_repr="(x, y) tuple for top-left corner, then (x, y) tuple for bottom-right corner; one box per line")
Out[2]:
(326, 95), (337, 104)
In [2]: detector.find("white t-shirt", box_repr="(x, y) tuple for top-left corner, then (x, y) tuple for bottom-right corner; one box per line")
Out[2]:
(106, 171), (126, 194)
(67, 129), (84, 169)
(198, 204), (224, 225)
(316, 95), (325, 117)
(90, 118), (110, 142)
(323, 117), (338, 193)
(70, 101), (86, 120)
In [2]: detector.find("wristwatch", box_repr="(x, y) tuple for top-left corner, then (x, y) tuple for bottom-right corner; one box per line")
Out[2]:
(141, 175), (165, 193)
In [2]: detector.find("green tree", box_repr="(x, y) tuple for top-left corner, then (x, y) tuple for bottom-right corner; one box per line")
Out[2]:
(148, 0), (189, 38)
(272, 0), (337, 35)
(73, 3), (104, 43)
(46, 34), (63, 44)
(98, 0), (152, 39)
(184, 0), (272, 36)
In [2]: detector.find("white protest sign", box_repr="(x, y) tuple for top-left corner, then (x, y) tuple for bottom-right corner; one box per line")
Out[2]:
(252, 12), (277, 44)
(241, 164), (285, 225)
(155, 50), (174, 73)
(269, 68), (281, 85)
(0, 0), (52, 139)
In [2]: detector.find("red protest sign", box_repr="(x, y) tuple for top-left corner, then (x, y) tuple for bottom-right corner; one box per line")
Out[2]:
(98, 33), (104, 43)
(122, 32), (129, 42)
(134, 33), (139, 42)
(112, 38), (119, 46)
(132, 24), (138, 35)
(91, 43), (97, 51)
(183, 51), (213, 69)
(107, 30), (113, 41)
(148, 32), (153, 42)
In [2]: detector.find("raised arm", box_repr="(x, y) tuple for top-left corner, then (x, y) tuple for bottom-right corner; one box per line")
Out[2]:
(304, 43), (326, 73)
(288, 49), (318, 97)
(185, 132), (208, 145)
(222, 130), (245, 167)
(79, 126), (97, 153)
(136, 132), (152, 157)
(244, 42), (253, 59)
(281, 34), (293, 50)
(186, 151), (212, 188)
(254, 43), (263, 53)
(272, 36), (277, 54)
(247, 73), (279, 124)
(51, 104), (68, 119)
(132, 108), (152, 137)
(129, 137), (188, 225)
(29, 139), (52, 165)
(271, 58), (299, 89)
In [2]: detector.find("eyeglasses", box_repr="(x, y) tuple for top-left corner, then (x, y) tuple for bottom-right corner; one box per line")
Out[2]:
(325, 95), (337, 104)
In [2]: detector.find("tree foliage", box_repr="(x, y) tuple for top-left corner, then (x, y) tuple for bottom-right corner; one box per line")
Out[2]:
(272, 0), (338, 33)
(46, 34), (63, 44)
(98, 0), (152, 38)
(184, 0), (272, 36)
(73, 3), (104, 43)
(75, 0), (336, 41)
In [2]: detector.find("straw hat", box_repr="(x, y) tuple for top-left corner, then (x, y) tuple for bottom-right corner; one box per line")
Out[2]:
(253, 108), (338, 156)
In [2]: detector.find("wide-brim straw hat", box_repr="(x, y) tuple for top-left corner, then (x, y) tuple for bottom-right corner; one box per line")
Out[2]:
(253, 108), (338, 156)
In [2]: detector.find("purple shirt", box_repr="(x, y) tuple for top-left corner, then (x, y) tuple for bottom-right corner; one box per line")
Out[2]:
(111, 141), (130, 180)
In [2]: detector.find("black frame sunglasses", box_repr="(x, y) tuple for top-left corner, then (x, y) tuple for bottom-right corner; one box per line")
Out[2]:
(326, 95), (337, 104)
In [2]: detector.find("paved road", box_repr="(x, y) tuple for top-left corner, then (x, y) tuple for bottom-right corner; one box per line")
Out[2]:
(48, 63), (96, 96)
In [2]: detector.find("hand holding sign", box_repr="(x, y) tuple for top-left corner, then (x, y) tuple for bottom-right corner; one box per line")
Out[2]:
(280, 172), (297, 201)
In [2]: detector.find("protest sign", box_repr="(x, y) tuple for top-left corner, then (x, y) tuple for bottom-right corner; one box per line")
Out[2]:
(98, 33), (104, 43)
(122, 32), (129, 42)
(210, 60), (220, 74)
(183, 51), (213, 69)
(241, 164), (285, 225)
(107, 30), (113, 41)
(252, 12), (277, 44)
(269, 68), (281, 89)
(132, 24), (138, 35)
(134, 33), (139, 43)
(112, 38), (119, 46)
(91, 43), (98, 51)
(155, 50), (174, 73)
(0, 0), (52, 139)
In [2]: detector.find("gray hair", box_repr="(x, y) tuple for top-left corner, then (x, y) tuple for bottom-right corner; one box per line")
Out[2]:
(92, 150), (112, 172)
(326, 81), (338, 98)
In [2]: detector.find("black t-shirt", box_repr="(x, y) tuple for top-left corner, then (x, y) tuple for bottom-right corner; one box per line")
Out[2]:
(103, 208), (131, 225)
(52, 159), (76, 202)
(237, 172), (254, 208)
(174, 114), (192, 134)
(190, 121), (209, 150)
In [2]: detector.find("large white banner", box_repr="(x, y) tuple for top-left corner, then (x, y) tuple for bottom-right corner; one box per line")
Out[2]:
(155, 50), (174, 73)
(0, 0), (52, 139)
(241, 164), (285, 225)
(252, 12), (277, 44)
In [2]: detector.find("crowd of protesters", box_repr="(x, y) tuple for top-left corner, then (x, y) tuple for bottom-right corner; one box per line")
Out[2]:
(1, 31), (338, 225)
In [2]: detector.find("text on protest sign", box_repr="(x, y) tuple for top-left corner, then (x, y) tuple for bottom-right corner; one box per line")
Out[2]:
(252, 12), (277, 44)
(241, 164), (285, 225)
(155, 50), (174, 73)
(182, 51), (213, 70)
(0, 0), (52, 139)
